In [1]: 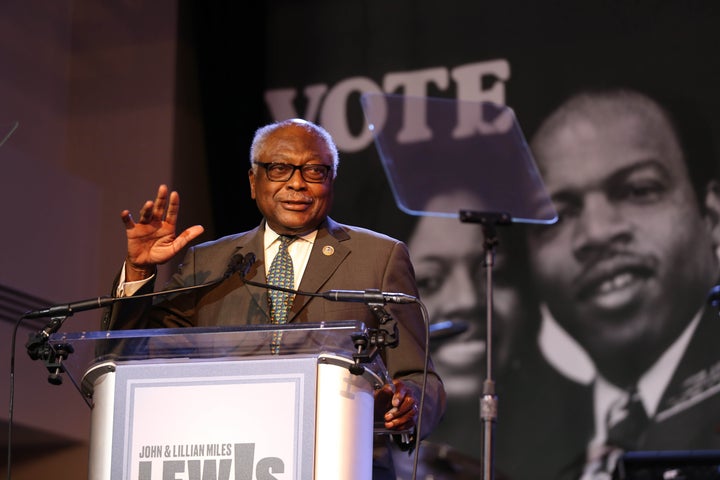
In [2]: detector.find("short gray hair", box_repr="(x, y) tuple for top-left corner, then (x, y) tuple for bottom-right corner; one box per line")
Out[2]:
(249, 118), (339, 177)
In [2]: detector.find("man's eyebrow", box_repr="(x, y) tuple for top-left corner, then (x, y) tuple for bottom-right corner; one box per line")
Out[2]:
(604, 158), (672, 185)
(415, 253), (452, 264)
(548, 158), (672, 202)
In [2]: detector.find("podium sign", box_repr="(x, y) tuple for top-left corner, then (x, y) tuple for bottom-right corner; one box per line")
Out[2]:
(97, 357), (316, 480)
(49, 321), (387, 480)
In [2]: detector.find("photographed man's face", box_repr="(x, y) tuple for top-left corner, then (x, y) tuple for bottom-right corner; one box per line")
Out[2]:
(409, 193), (531, 399)
(527, 94), (720, 376)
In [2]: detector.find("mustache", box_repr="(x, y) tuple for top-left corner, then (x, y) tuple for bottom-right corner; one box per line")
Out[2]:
(573, 250), (658, 299)
(278, 194), (313, 203)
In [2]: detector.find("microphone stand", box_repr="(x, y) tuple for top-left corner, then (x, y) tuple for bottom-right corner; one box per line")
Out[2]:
(25, 317), (76, 386)
(21, 271), (241, 384)
(240, 269), (402, 376)
(459, 210), (512, 480)
(236, 253), (407, 373)
(348, 292), (399, 375)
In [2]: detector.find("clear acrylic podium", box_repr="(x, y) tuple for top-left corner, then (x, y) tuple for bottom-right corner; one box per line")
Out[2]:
(47, 320), (389, 480)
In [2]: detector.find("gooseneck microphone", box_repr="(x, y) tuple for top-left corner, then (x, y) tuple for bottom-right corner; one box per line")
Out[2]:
(229, 253), (418, 388)
(224, 251), (256, 280)
(23, 254), (255, 321)
(230, 253), (418, 305)
(24, 253), (258, 365)
(24, 297), (119, 320)
(321, 289), (417, 304)
(24, 252), (418, 324)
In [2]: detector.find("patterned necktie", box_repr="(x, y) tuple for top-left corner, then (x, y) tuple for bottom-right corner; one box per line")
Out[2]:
(267, 235), (295, 353)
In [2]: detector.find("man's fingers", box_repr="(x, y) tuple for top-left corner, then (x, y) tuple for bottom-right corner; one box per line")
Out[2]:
(384, 405), (417, 430)
(139, 200), (155, 223)
(175, 225), (205, 248)
(395, 396), (416, 417)
(380, 382), (418, 430)
(164, 191), (181, 225)
(152, 185), (170, 220)
(134, 186), (176, 225)
(385, 395), (416, 416)
(392, 382), (410, 407)
(121, 210), (135, 229)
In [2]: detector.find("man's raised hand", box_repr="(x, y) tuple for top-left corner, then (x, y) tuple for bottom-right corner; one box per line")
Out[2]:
(121, 184), (204, 280)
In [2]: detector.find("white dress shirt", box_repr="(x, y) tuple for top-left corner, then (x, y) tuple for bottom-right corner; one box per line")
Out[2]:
(538, 302), (702, 478)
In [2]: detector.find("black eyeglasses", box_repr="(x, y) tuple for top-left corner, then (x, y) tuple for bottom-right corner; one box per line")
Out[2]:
(254, 162), (332, 183)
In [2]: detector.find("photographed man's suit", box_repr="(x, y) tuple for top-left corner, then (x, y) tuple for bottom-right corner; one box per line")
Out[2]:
(637, 303), (720, 450)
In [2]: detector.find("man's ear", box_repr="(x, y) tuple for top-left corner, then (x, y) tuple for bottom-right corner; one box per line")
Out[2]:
(248, 168), (257, 199)
(704, 180), (720, 244)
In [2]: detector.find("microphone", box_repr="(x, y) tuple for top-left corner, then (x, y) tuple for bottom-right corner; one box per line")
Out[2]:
(227, 252), (418, 305)
(24, 254), (254, 320)
(24, 296), (118, 320)
(320, 289), (417, 305)
(226, 252), (412, 377)
(226, 252), (257, 280)
(25, 254), (255, 367)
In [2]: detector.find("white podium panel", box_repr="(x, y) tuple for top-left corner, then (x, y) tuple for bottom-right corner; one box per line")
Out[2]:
(50, 321), (387, 480)
(93, 356), (318, 479)
(315, 356), (377, 479)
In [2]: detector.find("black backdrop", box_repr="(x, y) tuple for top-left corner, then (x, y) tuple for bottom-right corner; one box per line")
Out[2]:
(184, 1), (267, 236)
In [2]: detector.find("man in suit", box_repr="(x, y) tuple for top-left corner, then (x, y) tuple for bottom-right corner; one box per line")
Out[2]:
(526, 87), (720, 478)
(103, 118), (446, 479)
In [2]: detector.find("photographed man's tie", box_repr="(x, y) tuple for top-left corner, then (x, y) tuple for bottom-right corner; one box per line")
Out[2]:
(582, 388), (650, 479)
(606, 387), (648, 451)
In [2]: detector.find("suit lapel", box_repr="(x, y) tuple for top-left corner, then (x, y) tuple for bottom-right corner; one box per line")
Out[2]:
(289, 218), (350, 321)
(236, 218), (351, 324)
(655, 305), (720, 422)
(230, 225), (272, 321)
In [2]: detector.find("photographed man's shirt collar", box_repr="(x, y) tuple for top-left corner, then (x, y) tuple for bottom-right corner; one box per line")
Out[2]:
(538, 302), (702, 416)
(540, 303), (702, 458)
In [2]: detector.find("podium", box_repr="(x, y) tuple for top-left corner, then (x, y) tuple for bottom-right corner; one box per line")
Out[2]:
(46, 320), (389, 480)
